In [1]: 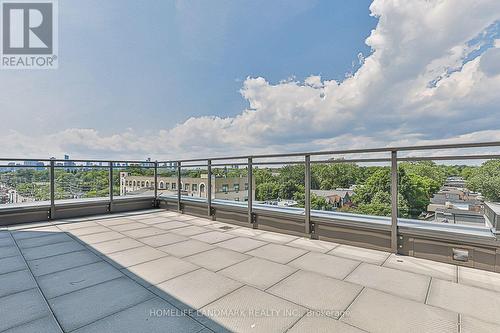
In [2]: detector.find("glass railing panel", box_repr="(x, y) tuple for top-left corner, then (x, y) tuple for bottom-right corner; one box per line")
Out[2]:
(179, 164), (209, 202)
(54, 163), (110, 202)
(212, 162), (249, 208)
(397, 157), (499, 230)
(0, 160), (50, 206)
(115, 162), (155, 198)
(308, 156), (393, 221)
(156, 163), (178, 199)
(253, 160), (304, 214)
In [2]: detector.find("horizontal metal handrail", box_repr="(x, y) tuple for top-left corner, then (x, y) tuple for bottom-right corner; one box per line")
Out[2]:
(2, 141), (498, 166)
(0, 157), (153, 164)
(158, 141), (500, 163)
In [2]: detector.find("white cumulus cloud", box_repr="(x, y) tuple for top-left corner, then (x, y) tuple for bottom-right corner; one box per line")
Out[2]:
(1, 0), (500, 160)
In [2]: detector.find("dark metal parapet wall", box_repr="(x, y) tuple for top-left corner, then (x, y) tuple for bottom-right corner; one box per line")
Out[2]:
(0, 196), (156, 226)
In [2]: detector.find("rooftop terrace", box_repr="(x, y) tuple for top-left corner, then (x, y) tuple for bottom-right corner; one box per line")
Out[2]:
(1, 141), (500, 332)
(2, 209), (500, 333)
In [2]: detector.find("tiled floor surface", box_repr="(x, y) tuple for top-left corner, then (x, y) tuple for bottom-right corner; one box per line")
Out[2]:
(1, 209), (500, 332)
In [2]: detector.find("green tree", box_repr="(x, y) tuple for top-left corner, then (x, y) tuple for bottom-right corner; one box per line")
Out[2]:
(312, 162), (360, 190)
(467, 160), (500, 201)
(256, 182), (280, 201)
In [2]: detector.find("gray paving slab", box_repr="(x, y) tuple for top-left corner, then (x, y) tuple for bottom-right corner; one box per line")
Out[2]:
(76, 230), (126, 245)
(138, 216), (173, 225)
(7, 221), (53, 231)
(200, 286), (307, 333)
(122, 227), (169, 238)
(341, 288), (458, 333)
(173, 214), (199, 222)
(268, 270), (362, 318)
(139, 232), (188, 247)
(152, 268), (242, 310)
(159, 211), (185, 218)
(21, 241), (86, 260)
(0, 269), (37, 298)
(196, 329), (215, 333)
(57, 222), (100, 231)
(189, 217), (215, 226)
(383, 254), (456, 281)
(191, 231), (237, 244)
(48, 277), (154, 332)
(37, 261), (123, 299)
(170, 225), (211, 236)
(124, 256), (199, 286)
(140, 216), (177, 223)
(95, 217), (137, 226)
(0, 245), (20, 259)
(255, 231), (299, 244)
(3, 315), (62, 333)
(11, 226), (62, 240)
(68, 225), (110, 237)
(216, 237), (267, 252)
(108, 222), (149, 232)
(185, 248), (250, 271)
(156, 211), (181, 217)
(105, 246), (167, 268)
(155, 221), (191, 230)
(86, 237), (143, 255)
(55, 217), (91, 223)
(345, 263), (431, 302)
(288, 315), (365, 333)
(204, 222), (237, 231)
(460, 315), (500, 333)
(158, 239), (215, 258)
(72, 297), (204, 333)
(28, 250), (101, 277)
(0, 288), (51, 331)
(227, 227), (264, 237)
(427, 278), (500, 325)
(328, 245), (390, 265)
(0, 255), (26, 275)
(286, 237), (338, 253)
(16, 233), (73, 249)
(0, 235), (15, 247)
(458, 266), (500, 292)
(246, 243), (307, 264)
(219, 257), (296, 290)
(289, 251), (360, 280)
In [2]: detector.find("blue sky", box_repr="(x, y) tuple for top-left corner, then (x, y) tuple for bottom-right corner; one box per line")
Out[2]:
(1, 0), (375, 136)
(1, 0), (499, 159)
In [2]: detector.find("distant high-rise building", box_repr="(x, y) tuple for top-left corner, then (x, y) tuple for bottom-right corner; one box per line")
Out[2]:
(63, 154), (76, 170)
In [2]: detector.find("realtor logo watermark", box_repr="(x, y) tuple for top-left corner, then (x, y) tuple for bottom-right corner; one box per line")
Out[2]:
(1, 0), (58, 69)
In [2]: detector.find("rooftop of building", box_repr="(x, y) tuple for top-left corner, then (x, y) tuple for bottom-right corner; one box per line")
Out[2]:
(2, 209), (500, 333)
(2, 141), (500, 332)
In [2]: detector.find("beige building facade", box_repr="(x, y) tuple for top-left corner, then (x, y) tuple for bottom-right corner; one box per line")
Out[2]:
(120, 172), (255, 202)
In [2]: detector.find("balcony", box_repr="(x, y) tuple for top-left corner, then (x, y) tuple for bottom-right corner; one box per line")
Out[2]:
(1, 141), (500, 332)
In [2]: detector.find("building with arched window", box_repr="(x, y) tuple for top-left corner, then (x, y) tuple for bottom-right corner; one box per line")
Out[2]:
(119, 172), (254, 202)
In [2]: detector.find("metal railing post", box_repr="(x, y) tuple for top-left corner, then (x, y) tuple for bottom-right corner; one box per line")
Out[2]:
(109, 162), (113, 212)
(49, 158), (55, 220)
(177, 161), (182, 212)
(390, 150), (399, 253)
(248, 157), (254, 227)
(154, 161), (158, 207)
(305, 155), (311, 236)
(207, 160), (213, 218)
